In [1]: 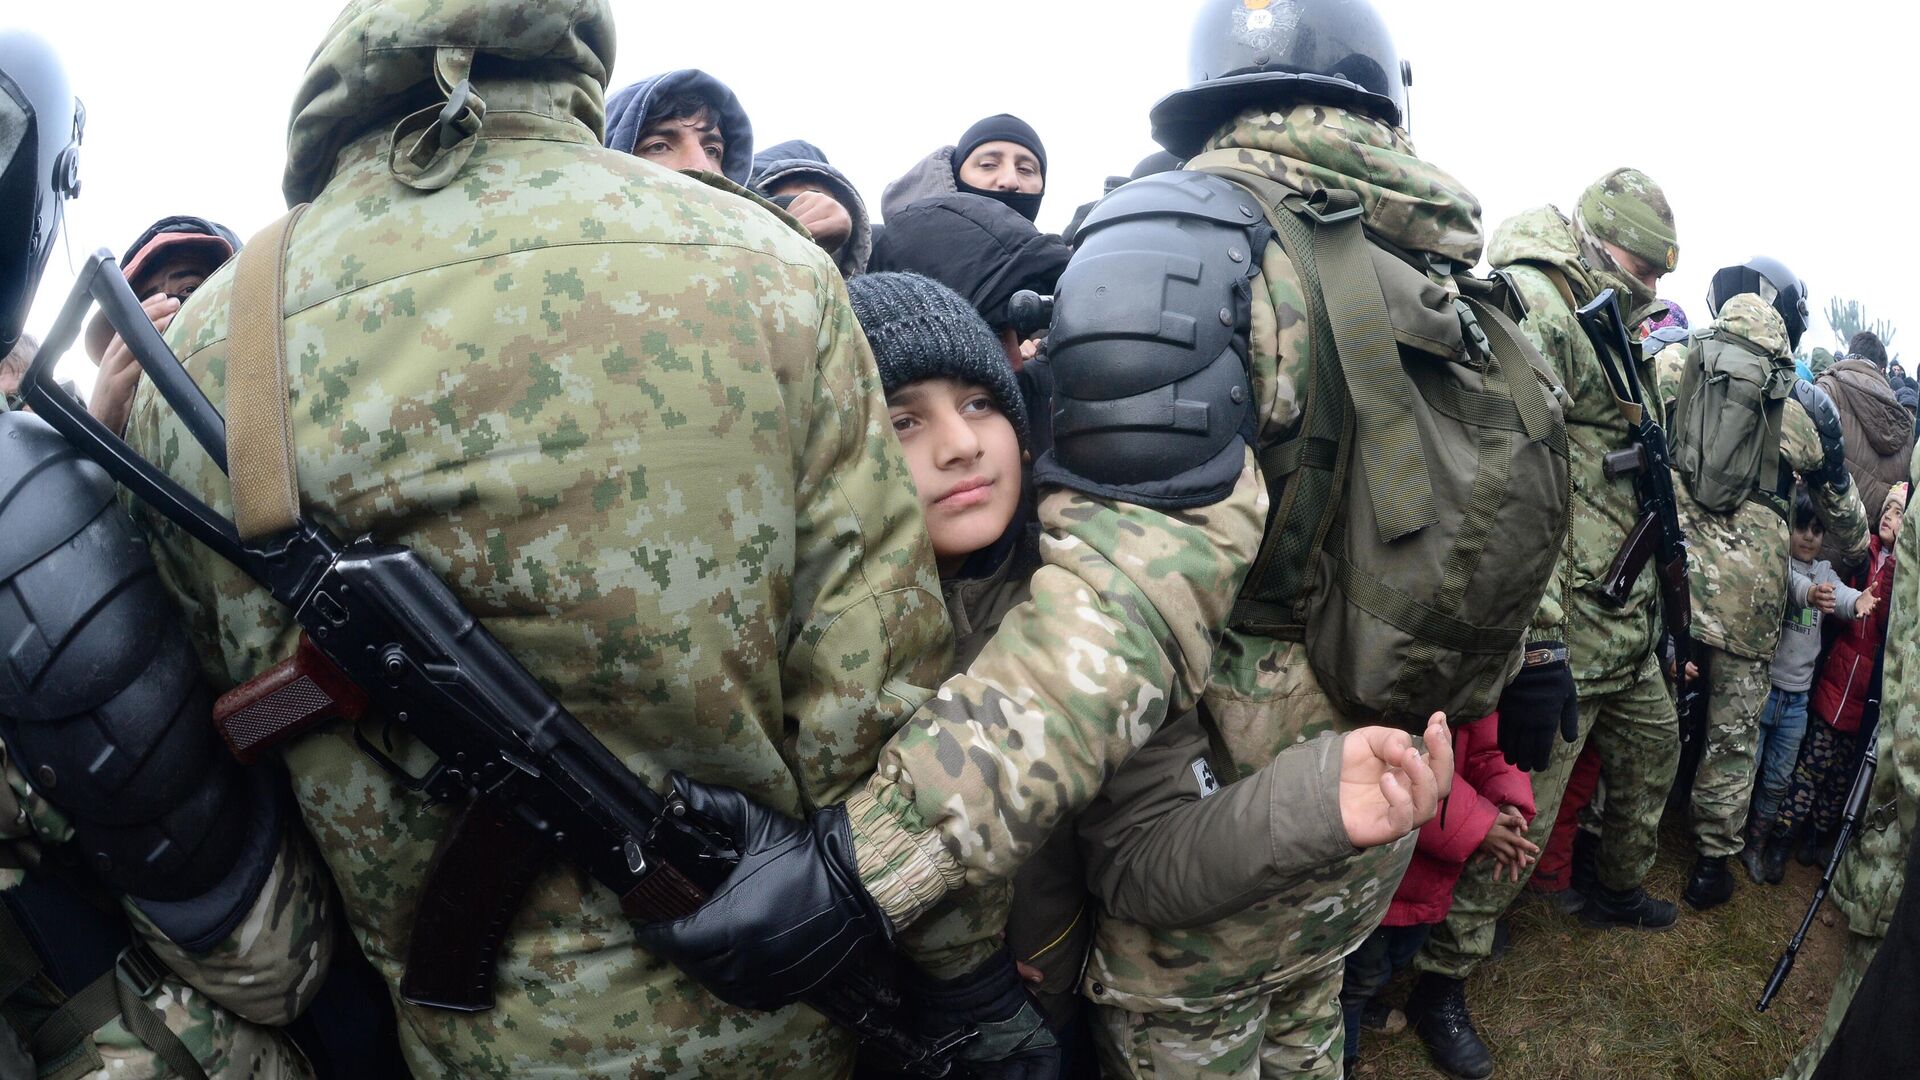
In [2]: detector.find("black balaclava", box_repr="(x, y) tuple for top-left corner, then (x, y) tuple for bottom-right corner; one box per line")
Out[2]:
(952, 114), (1047, 223)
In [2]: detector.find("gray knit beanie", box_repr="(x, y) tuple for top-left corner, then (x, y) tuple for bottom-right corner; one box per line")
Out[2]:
(847, 272), (1030, 447)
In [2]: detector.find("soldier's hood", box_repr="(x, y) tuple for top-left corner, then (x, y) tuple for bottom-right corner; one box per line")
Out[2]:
(881, 146), (959, 222)
(1184, 104), (1482, 266)
(604, 69), (754, 186)
(283, 0), (615, 207)
(1714, 294), (1791, 358)
(1489, 206), (1586, 282)
(1823, 358), (1915, 456)
(750, 139), (872, 276)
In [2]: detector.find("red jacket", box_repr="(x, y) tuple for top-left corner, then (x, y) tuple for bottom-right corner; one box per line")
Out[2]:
(1814, 535), (1897, 734)
(1384, 712), (1537, 927)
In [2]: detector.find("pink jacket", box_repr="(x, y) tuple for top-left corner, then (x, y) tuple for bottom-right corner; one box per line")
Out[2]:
(1383, 712), (1537, 927)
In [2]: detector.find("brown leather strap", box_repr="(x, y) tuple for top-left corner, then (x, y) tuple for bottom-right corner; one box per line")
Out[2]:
(227, 204), (310, 540)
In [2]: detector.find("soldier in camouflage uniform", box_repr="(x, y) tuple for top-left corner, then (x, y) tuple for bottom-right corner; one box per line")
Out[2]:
(1404, 167), (1686, 1079)
(127, 1), (955, 1076)
(2, 743), (332, 1079)
(1779, 461), (1917, 1079)
(638, 4), (1553, 1079)
(1647, 266), (1870, 911)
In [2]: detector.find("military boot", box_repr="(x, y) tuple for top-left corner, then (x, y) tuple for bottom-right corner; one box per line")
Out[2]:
(1683, 855), (1737, 910)
(1579, 884), (1678, 930)
(1406, 973), (1495, 1080)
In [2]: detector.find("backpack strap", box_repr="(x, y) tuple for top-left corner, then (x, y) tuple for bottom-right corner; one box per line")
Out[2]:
(0, 901), (208, 1080)
(1211, 170), (1438, 545)
(227, 204), (311, 541)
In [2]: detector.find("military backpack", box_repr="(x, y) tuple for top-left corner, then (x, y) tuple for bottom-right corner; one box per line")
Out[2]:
(1204, 169), (1572, 725)
(1667, 328), (1795, 517)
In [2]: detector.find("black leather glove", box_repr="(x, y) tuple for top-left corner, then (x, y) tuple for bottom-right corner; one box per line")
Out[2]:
(630, 772), (888, 1012)
(904, 949), (1060, 1080)
(1496, 643), (1580, 772)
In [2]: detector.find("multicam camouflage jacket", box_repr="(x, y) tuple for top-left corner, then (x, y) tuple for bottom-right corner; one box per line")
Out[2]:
(1488, 206), (1663, 695)
(1833, 454), (1920, 940)
(0, 743), (326, 1079)
(128, 1), (948, 1076)
(1651, 296), (1870, 662)
(852, 103), (1492, 1010)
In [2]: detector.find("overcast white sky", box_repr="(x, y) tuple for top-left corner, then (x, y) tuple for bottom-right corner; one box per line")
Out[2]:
(13, 0), (1915, 399)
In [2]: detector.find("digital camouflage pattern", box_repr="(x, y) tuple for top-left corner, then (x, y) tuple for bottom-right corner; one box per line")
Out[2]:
(0, 746), (321, 1078)
(1648, 296), (1870, 857)
(1416, 203), (1676, 980)
(849, 103), (1487, 1075)
(127, 1), (950, 1076)
(1650, 297), (1870, 662)
(1688, 647), (1772, 856)
(1782, 451), (1920, 1078)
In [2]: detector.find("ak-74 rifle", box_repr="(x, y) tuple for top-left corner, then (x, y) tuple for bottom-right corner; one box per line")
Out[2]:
(1576, 289), (1701, 732)
(23, 251), (964, 1076)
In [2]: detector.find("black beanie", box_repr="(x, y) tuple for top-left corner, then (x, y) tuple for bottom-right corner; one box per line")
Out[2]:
(847, 272), (1030, 448)
(954, 114), (1048, 179)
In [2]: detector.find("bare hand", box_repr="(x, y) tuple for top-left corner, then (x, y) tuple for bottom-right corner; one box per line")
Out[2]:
(1340, 713), (1454, 848)
(1014, 960), (1044, 986)
(1810, 581), (1838, 615)
(785, 191), (853, 255)
(1855, 585), (1880, 621)
(90, 293), (178, 436)
(1478, 809), (1540, 882)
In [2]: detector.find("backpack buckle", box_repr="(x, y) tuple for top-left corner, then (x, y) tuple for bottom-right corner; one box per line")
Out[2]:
(1454, 299), (1493, 360)
(1300, 188), (1363, 225)
(115, 945), (166, 998)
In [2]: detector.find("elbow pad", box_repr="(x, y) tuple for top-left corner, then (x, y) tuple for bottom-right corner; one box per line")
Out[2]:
(1793, 377), (1850, 492)
(1031, 171), (1266, 510)
(0, 411), (278, 950)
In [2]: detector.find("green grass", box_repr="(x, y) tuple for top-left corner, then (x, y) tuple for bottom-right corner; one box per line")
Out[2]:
(1353, 814), (1848, 1080)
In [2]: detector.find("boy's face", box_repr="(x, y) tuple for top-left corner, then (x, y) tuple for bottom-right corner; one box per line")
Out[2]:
(1881, 499), (1906, 545)
(1791, 521), (1824, 562)
(887, 378), (1023, 573)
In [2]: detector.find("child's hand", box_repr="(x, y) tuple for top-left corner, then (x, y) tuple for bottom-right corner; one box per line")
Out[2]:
(1810, 581), (1838, 614)
(1477, 809), (1540, 883)
(1855, 585), (1880, 621)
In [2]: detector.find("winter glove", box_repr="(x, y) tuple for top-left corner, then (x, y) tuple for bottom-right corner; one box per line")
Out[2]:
(903, 949), (1060, 1080)
(1496, 643), (1579, 772)
(631, 772), (888, 1012)
(1792, 377), (1851, 492)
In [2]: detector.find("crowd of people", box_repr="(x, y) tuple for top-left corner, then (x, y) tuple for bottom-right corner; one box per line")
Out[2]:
(2, 1), (1917, 1079)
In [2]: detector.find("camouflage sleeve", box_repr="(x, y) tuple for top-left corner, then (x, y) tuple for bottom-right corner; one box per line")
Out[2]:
(1782, 399), (1871, 567)
(847, 458), (1269, 926)
(1505, 268), (1577, 643)
(123, 827), (337, 1026)
(782, 272), (952, 812)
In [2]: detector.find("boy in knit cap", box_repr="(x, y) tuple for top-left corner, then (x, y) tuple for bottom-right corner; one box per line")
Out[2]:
(844, 271), (1454, 1075)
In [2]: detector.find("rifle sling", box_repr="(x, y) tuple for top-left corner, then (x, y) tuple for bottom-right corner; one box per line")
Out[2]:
(227, 204), (312, 541)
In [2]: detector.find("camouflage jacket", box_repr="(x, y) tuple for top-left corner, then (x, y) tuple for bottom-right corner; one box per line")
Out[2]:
(1833, 454), (1920, 939)
(0, 744), (325, 1079)
(851, 103), (1486, 1009)
(1488, 207), (1661, 694)
(1650, 297), (1870, 661)
(128, 3), (948, 1076)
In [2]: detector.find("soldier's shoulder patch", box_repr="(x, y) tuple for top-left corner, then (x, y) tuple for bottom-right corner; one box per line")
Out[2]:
(1191, 757), (1221, 798)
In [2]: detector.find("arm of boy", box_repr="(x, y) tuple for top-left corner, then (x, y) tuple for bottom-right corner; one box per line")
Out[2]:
(1083, 715), (1450, 930)
(1790, 566), (1814, 610)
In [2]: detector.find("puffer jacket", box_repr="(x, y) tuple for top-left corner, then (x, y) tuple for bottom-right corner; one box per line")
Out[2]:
(880, 146), (959, 220)
(1384, 713), (1535, 926)
(1819, 358), (1915, 566)
(1814, 534), (1897, 733)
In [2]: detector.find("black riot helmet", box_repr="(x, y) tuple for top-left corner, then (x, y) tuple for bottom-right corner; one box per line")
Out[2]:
(1707, 256), (1810, 351)
(0, 31), (82, 355)
(1150, 0), (1411, 159)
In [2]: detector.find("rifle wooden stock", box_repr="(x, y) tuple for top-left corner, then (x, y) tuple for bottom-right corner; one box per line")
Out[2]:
(212, 635), (368, 764)
(1599, 513), (1659, 608)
